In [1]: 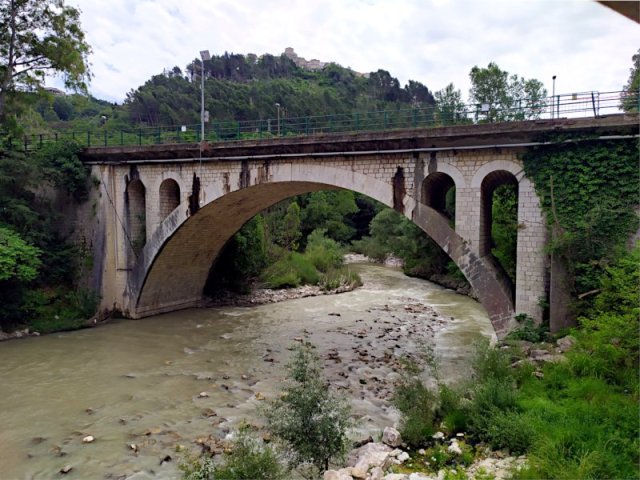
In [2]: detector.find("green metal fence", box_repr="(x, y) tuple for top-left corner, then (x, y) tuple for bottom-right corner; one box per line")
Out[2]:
(0, 90), (635, 152)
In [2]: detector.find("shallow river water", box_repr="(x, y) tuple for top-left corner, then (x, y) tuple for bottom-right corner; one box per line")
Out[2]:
(0, 263), (494, 480)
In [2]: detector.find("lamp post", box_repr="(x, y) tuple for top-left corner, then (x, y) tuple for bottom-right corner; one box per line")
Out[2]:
(199, 50), (211, 142)
(551, 75), (556, 119)
(275, 102), (281, 136)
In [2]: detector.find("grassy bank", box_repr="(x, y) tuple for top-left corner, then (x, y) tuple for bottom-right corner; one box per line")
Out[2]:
(390, 246), (639, 479)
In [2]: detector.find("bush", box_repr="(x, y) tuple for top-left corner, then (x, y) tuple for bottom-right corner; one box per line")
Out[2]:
(392, 378), (437, 447)
(304, 228), (343, 273)
(506, 314), (547, 343)
(319, 266), (362, 291)
(179, 454), (216, 480)
(471, 339), (514, 383)
(263, 342), (352, 477)
(485, 411), (534, 454)
(350, 236), (388, 262)
(435, 385), (469, 434)
(261, 253), (319, 289)
(213, 425), (284, 480)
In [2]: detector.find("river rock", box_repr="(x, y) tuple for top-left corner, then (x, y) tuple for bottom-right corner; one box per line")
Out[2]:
(82, 435), (95, 443)
(396, 451), (410, 463)
(351, 465), (368, 478)
(408, 474), (434, 480)
(432, 431), (445, 440)
(348, 442), (392, 471)
(60, 464), (73, 474)
(382, 427), (402, 447)
(556, 335), (576, 352)
(197, 391), (209, 398)
(201, 408), (217, 417)
(447, 440), (462, 455)
(382, 474), (407, 480)
(370, 467), (384, 480)
(324, 469), (353, 480)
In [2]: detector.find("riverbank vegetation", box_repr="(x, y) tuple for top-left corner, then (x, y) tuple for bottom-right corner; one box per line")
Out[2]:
(389, 244), (639, 479)
(0, 140), (99, 333)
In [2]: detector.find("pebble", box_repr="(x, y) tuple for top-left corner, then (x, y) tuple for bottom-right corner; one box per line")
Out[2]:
(197, 392), (209, 398)
(82, 435), (95, 443)
(60, 465), (73, 474)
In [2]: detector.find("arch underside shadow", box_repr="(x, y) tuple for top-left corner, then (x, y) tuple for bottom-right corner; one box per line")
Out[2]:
(126, 178), (515, 338)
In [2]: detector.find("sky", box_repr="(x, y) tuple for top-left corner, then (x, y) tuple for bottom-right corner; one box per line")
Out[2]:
(59, 0), (638, 104)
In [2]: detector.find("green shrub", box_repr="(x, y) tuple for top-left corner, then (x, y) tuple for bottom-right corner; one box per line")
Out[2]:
(350, 236), (388, 262)
(319, 266), (362, 291)
(506, 314), (547, 343)
(392, 378), (437, 447)
(263, 342), (352, 477)
(485, 411), (534, 454)
(437, 385), (469, 434)
(303, 228), (343, 273)
(213, 425), (284, 480)
(261, 253), (319, 289)
(179, 454), (216, 480)
(471, 339), (514, 383)
(24, 287), (99, 333)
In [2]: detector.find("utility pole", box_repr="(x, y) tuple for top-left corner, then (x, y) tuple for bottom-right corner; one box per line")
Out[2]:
(200, 50), (211, 142)
(551, 75), (556, 119)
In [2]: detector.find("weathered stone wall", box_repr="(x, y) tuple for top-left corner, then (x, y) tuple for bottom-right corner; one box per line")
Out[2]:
(92, 146), (549, 338)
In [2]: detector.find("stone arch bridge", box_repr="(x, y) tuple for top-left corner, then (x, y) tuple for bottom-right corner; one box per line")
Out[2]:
(80, 115), (638, 338)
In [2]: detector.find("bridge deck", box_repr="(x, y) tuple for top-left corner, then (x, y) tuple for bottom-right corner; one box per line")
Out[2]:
(80, 114), (638, 163)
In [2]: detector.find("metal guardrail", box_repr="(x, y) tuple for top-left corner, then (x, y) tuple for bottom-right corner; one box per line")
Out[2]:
(1, 90), (637, 151)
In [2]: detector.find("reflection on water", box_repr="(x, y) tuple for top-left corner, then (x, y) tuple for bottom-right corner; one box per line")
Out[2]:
(0, 263), (492, 479)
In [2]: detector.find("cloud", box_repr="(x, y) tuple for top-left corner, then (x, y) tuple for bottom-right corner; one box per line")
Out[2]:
(63, 0), (638, 103)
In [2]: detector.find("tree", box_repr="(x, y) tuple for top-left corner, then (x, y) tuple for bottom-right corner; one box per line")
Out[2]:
(620, 48), (639, 112)
(469, 62), (546, 122)
(434, 83), (467, 125)
(0, 225), (41, 282)
(264, 342), (352, 478)
(0, 0), (91, 122)
(0, 225), (41, 328)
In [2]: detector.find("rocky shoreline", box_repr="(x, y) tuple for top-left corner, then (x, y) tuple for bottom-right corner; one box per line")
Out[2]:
(205, 281), (358, 308)
(326, 427), (526, 480)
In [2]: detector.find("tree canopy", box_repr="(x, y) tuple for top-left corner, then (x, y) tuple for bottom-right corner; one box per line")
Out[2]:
(0, 0), (92, 123)
(621, 48), (639, 112)
(469, 62), (546, 122)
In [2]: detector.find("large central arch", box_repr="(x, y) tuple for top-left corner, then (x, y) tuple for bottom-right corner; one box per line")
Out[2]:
(124, 164), (515, 337)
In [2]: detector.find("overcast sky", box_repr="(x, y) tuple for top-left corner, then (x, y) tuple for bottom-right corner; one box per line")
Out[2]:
(61, 0), (638, 104)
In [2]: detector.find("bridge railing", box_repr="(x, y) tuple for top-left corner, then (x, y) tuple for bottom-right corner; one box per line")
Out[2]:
(0, 90), (636, 152)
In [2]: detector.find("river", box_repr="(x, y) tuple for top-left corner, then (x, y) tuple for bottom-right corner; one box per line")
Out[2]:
(0, 263), (494, 479)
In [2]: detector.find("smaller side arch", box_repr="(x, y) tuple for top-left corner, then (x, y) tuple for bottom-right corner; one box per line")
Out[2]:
(422, 172), (456, 220)
(125, 178), (147, 262)
(433, 162), (466, 189)
(470, 159), (523, 189)
(159, 178), (181, 221)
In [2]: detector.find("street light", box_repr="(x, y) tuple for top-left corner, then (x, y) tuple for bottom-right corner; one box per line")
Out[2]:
(200, 50), (211, 142)
(551, 75), (556, 119)
(275, 102), (281, 136)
